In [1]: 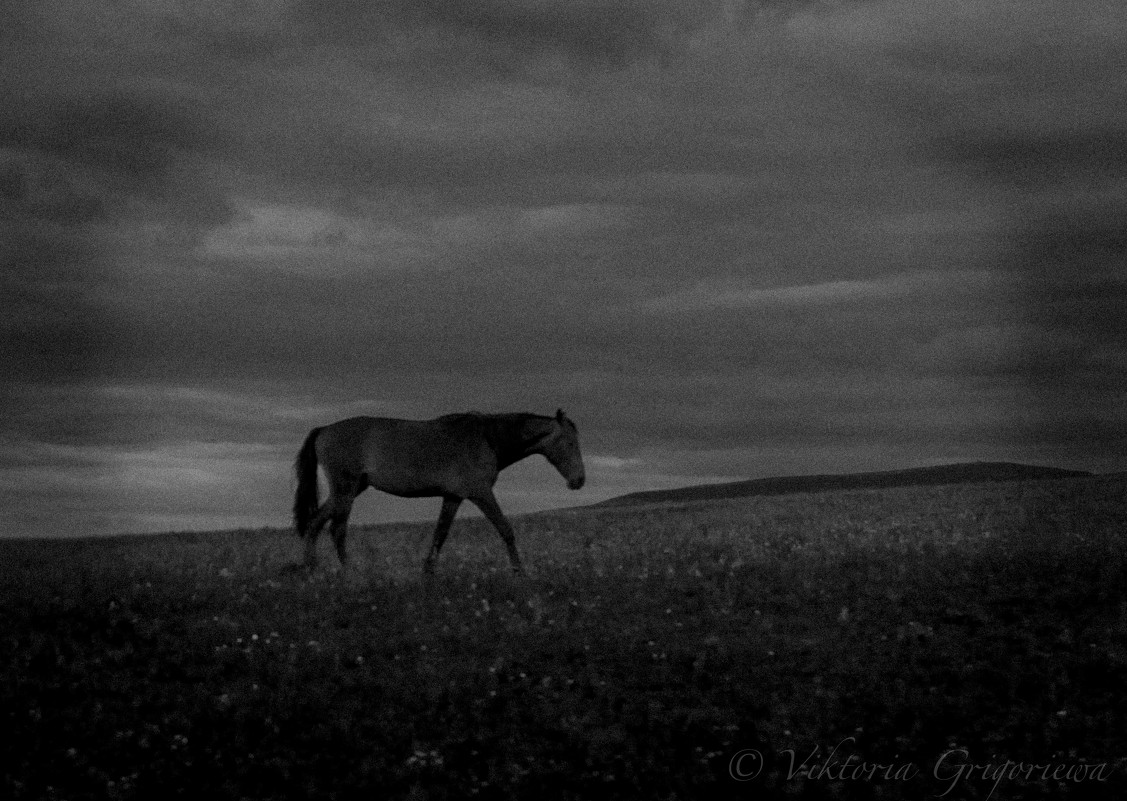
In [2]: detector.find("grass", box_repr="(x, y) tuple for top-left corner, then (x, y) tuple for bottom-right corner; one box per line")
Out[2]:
(3, 475), (1126, 799)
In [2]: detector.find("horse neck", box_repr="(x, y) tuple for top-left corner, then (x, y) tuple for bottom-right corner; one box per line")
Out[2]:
(488, 414), (553, 470)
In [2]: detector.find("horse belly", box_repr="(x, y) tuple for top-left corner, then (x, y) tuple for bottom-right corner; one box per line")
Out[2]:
(361, 431), (475, 498)
(365, 466), (449, 498)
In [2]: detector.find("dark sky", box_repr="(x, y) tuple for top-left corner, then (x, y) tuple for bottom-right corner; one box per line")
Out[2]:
(2, 0), (1125, 537)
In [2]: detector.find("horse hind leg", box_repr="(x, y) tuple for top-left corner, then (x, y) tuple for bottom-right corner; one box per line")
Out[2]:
(304, 473), (363, 570)
(302, 503), (334, 569)
(329, 473), (369, 570)
(329, 502), (355, 569)
(423, 495), (462, 575)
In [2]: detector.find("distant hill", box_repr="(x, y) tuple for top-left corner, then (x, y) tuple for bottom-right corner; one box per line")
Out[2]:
(591, 462), (1092, 508)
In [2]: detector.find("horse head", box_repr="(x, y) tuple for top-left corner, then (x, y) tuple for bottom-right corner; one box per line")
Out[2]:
(542, 409), (585, 490)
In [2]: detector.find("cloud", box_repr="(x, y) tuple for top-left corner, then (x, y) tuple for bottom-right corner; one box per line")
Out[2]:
(642, 271), (994, 313)
(1, 0), (1125, 536)
(289, 0), (712, 72)
(930, 128), (1127, 190)
(196, 201), (433, 270)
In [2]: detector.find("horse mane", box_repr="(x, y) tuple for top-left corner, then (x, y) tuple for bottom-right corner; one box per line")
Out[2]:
(479, 412), (556, 469)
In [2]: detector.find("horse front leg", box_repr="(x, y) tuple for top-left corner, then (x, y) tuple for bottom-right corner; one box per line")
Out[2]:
(423, 495), (462, 575)
(470, 492), (525, 576)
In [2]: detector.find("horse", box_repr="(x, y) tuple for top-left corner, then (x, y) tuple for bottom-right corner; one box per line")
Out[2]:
(292, 409), (585, 574)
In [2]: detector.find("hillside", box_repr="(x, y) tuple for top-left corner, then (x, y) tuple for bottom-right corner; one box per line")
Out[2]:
(591, 461), (1091, 508)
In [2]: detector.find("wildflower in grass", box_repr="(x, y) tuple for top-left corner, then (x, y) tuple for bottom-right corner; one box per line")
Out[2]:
(405, 748), (444, 769)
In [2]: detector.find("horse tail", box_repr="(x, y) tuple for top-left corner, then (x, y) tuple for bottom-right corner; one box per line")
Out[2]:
(293, 427), (323, 537)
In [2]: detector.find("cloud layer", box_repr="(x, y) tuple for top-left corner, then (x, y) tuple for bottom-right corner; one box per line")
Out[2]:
(2, 0), (1124, 536)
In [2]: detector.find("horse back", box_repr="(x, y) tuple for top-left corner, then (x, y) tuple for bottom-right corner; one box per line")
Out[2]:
(315, 414), (498, 498)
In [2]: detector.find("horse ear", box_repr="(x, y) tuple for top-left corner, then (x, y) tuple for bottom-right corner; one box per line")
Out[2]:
(556, 408), (566, 422)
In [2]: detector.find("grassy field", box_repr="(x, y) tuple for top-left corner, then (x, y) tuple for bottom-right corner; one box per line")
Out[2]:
(3, 475), (1126, 800)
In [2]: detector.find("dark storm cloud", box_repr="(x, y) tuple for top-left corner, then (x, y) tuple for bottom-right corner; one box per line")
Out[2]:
(295, 0), (675, 67)
(993, 207), (1127, 459)
(930, 128), (1127, 188)
(906, 4), (1127, 467)
(1015, 210), (1127, 349)
(287, 0), (834, 73)
(0, 90), (234, 234)
(2, 92), (223, 184)
(1, 76), (236, 388)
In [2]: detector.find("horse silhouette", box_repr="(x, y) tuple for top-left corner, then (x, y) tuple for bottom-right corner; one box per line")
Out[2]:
(293, 409), (585, 574)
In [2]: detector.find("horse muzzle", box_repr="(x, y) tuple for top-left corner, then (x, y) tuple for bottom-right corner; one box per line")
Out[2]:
(567, 474), (585, 490)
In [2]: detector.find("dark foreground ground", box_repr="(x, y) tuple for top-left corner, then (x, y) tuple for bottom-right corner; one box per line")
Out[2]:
(3, 475), (1126, 800)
